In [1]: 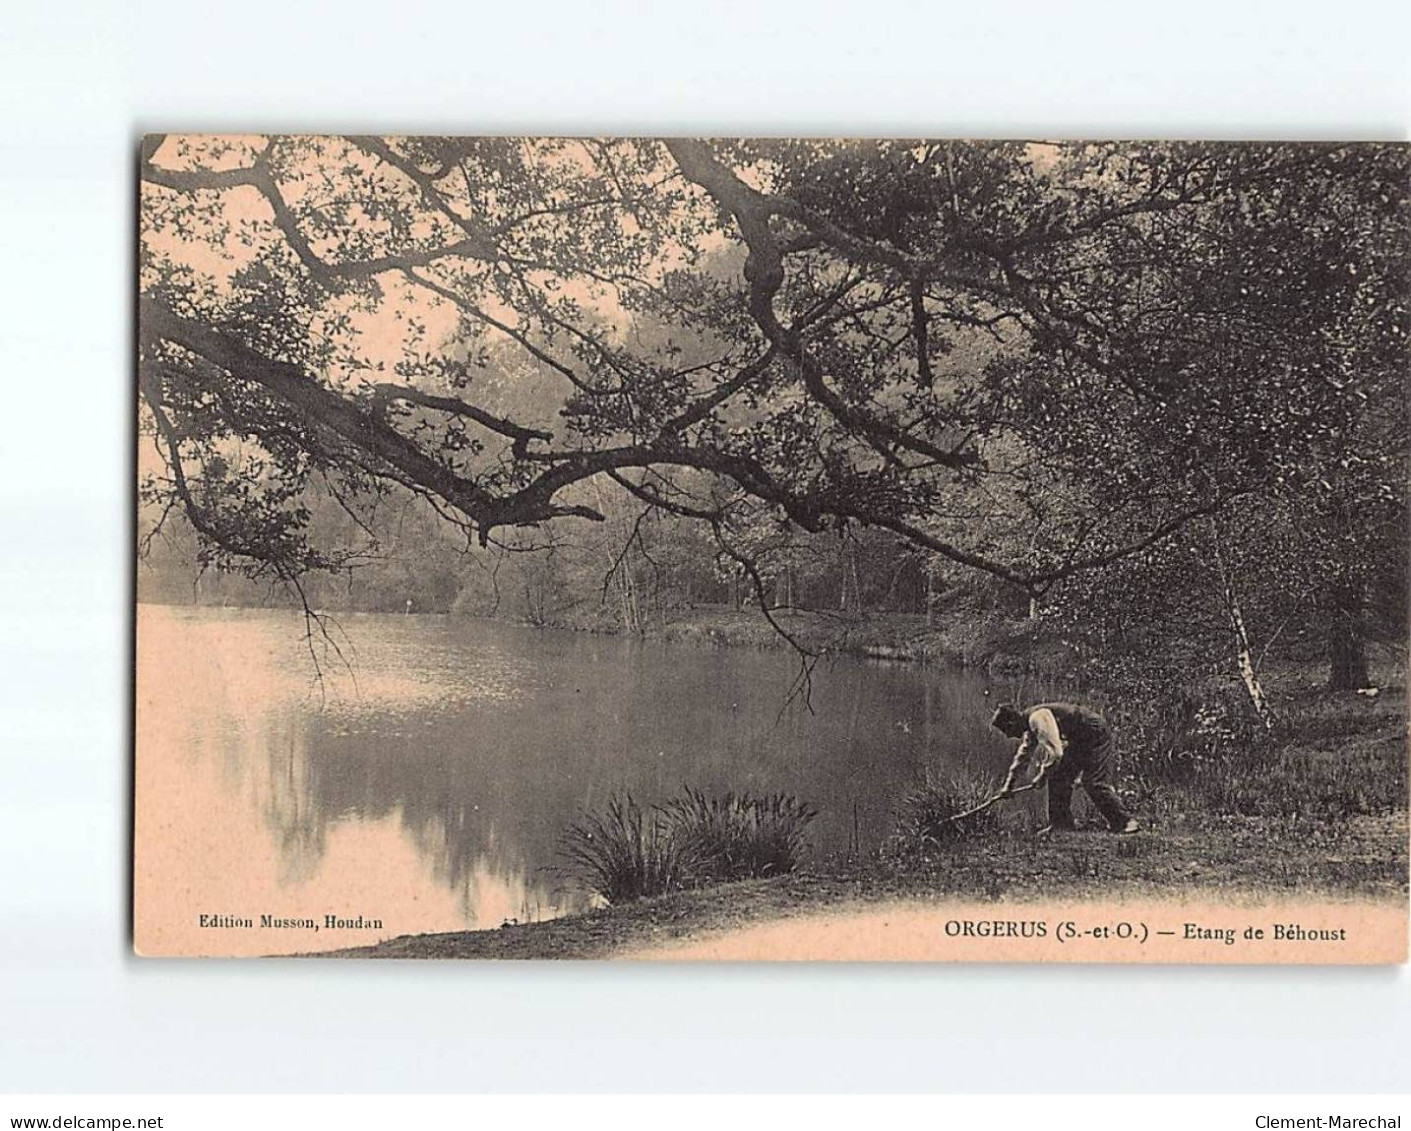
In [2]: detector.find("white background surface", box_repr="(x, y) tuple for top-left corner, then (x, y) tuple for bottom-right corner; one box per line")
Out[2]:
(1, 0), (1408, 1093)
(2, 1095), (1409, 1128)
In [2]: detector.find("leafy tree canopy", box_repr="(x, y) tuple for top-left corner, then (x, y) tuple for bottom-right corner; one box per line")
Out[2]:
(138, 137), (1408, 603)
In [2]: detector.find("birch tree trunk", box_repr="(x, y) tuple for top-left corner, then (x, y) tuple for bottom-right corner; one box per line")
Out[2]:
(1208, 518), (1273, 730)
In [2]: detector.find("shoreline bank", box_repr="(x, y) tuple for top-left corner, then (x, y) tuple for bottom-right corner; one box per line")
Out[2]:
(310, 662), (1407, 960)
(307, 659), (1406, 960)
(504, 603), (1074, 676)
(313, 806), (1409, 959)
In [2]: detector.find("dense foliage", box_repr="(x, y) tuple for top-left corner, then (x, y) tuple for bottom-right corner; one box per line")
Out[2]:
(138, 137), (1408, 691)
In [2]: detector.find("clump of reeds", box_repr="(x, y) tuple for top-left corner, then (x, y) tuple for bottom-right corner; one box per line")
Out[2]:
(662, 787), (818, 882)
(559, 787), (817, 904)
(558, 794), (694, 905)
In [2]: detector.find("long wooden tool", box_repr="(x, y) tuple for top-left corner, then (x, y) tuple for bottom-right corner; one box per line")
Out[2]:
(943, 770), (1049, 824)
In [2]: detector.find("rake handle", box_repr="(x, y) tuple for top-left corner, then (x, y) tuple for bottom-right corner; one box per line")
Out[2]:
(943, 770), (1048, 824)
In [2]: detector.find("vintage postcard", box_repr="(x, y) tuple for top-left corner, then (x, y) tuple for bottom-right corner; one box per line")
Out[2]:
(135, 136), (1408, 961)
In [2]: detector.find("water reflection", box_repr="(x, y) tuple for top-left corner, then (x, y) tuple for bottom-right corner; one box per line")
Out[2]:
(135, 604), (1040, 956)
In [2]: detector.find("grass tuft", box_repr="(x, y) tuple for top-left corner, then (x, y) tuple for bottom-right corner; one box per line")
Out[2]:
(559, 794), (695, 905)
(663, 787), (818, 882)
(561, 787), (817, 905)
(894, 770), (1004, 848)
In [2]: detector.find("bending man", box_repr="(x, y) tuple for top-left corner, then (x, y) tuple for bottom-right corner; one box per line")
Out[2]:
(989, 701), (1140, 834)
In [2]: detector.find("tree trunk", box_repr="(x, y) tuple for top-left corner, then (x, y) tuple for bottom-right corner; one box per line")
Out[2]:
(1209, 519), (1273, 730)
(1328, 630), (1370, 691)
(1327, 582), (1370, 690)
(839, 542), (862, 615)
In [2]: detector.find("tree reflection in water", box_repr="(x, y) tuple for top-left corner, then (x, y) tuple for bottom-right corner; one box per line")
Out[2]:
(136, 604), (1036, 955)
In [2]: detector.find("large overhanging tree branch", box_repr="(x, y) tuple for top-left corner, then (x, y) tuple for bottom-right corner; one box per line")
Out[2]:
(142, 292), (1240, 594)
(140, 294), (1039, 580)
(138, 137), (1403, 606)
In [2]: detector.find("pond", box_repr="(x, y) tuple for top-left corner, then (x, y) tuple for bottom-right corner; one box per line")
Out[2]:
(134, 604), (1040, 955)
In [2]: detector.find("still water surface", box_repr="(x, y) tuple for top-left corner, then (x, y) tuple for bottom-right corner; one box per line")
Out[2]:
(135, 604), (1035, 955)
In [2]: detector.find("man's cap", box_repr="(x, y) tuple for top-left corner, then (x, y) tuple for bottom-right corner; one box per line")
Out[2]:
(990, 702), (1025, 729)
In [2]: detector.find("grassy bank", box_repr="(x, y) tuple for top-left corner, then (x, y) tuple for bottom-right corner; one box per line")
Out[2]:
(539, 601), (1072, 675)
(321, 671), (1407, 960)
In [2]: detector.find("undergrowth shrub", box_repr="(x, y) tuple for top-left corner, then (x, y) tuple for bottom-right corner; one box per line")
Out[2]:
(1193, 743), (1405, 821)
(1110, 682), (1404, 821)
(1107, 687), (1270, 792)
